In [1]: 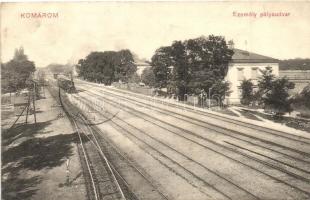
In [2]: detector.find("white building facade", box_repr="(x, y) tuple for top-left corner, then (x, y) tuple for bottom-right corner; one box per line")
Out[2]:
(225, 49), (279, 104)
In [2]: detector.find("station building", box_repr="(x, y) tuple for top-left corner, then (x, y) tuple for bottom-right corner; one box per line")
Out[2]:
(225, 49), (279, 104)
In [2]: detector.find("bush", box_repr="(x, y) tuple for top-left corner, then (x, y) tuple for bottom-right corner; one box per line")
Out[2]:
(240, 79), (254, 106)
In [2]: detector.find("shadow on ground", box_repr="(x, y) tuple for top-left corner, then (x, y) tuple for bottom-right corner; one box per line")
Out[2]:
(2, 175), (41, 200)
(1, 121), (86, 200)
(2, 121), (53, 146)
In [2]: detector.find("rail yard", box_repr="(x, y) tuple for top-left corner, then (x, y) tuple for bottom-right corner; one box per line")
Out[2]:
(49, 78), (310, 200)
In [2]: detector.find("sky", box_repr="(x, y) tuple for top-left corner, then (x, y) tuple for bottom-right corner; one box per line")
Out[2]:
(1, 2), (310, 68)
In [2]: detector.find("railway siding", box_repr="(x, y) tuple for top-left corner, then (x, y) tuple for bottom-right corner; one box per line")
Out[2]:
(71, 85), (310, 200)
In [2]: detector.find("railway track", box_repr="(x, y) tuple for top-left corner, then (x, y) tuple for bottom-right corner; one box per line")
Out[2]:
(48, 83), (169, 200)
(81, 90), (310, 173)
(88, 83), (310, 142)
(80, 81), (310, 142)
(48, 84), (126, 200)
(76, 114), (170, 200)
(71, 94), (254, 200)
(82, 88), (310, 159)
(72, 89), (310, 199)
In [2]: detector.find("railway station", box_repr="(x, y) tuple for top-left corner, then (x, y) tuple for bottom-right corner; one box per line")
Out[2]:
(2, 2), (310, 200)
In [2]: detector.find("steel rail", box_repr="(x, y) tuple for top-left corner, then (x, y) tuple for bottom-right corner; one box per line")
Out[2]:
(60, 87), (169, 200)
(78, 92), (310, 196)
(78, 114), (126, 200)
(83, 114), (170, 200)
(91, 93), (310, 179)
(84, 89), (310, 159)
(82, 82), (310, 142)
(81, 92), (310, 164)
(78, 104), (171, 199)
(89, 89), (310, 156)
(77, 94), (264, 199)
(97, 86), (310, 144)
(51, 83), (124, 200)
(73, 119), (99, 200)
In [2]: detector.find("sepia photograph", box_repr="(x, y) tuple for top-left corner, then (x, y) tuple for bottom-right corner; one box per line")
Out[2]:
(1, 1), (310, 200)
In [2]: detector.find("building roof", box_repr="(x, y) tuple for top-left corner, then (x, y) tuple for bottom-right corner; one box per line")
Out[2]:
(232, 49), (279, 63)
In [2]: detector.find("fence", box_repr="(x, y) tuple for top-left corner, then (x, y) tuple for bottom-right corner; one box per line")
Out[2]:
(112, 82), (155, 96)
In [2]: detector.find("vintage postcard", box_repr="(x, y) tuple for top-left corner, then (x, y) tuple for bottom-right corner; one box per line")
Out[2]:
(1, 1), (310, 200)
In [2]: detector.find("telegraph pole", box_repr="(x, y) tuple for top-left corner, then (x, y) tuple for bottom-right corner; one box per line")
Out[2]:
(25, 91), (31, 124)
(33, 81), (37, 124)
(42, 78), (46, 98)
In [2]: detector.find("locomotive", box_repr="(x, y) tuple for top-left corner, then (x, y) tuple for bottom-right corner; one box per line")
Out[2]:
(57, 76), (76, 93)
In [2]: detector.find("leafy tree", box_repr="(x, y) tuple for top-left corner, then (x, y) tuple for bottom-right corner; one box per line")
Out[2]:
(262, 77), (295, 115)
(1, 47), (36, 93)
(151, 35), (233, 101)
(185, 36), (233, 95)
(258, 68), (275, 90)
(114, 49), (136, 82)
(76, 49), (136, 85)
(170, 41), (190, 100)
(293, 84), (310, 109)
(128, 73), (140, 84)
(257, 68), (275, 104)
(77, 52), (109, 83)
(211, 80), (232, 104)
(240, 79), (254, 106)
(256, 68), (295, 115)
(257, 68), (295, 114)
(13, 47), (28, 61)
(151, 46), (172, 89)
(141, 67), (156, 86)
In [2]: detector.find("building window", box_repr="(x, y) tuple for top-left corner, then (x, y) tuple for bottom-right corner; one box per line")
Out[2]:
(251, 67), (258, 80)
(237, 68), (244, 81)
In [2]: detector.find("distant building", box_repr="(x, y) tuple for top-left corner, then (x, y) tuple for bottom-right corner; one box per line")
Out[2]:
(135, 62), (151, 76)
(279, 70), (310, 94)
(225, 49), (279, 104)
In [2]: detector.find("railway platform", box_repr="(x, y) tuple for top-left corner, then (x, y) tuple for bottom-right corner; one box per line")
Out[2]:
(1, 88), (87, 200)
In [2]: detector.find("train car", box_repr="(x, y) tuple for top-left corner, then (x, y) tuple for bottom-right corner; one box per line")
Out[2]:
(57, 76), (76, 93)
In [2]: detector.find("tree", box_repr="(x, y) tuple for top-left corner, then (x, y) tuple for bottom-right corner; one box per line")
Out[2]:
(240, 79), (254, 106)
(211, 80), (232, 105)
(141, 67), (155, 86)
(257, 68), (275, 96)
(151, 35), (233, 101)
(262, 77), (295, 115)
(76, 49), (136, 85)
(151, 46), (173, 89)
(257, 69), (295, 115)
(114, 49), (136, 82)
(185, 36), (234, 96)
(128, 73), (140, 84)
(170, 41), (190, 100)
(293, 84), (310, 109)
(299, 84), (310, 109)
(1, 47), (36, 93)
